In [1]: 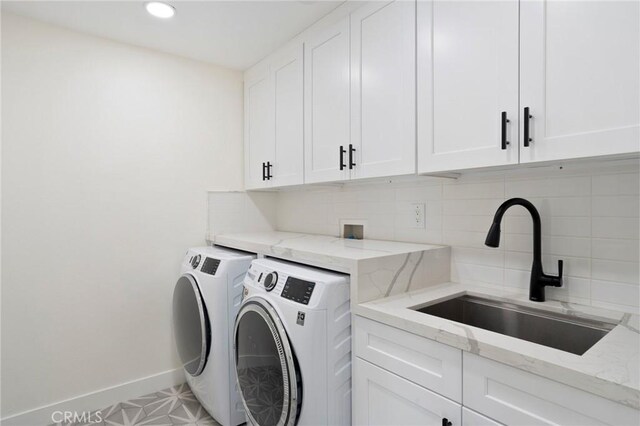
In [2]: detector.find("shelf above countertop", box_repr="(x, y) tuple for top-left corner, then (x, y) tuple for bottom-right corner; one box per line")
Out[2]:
(355, 282), (640, 410)
(212, 231), (446, 273)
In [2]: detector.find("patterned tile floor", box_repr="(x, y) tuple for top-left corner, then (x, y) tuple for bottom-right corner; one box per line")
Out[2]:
(52, 383), (221, 426)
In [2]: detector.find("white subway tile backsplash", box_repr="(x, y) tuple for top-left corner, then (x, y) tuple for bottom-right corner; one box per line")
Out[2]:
(592, 195), (640, 217)
(592, 173), (640, 196)
(592, 238), (640, 262)
(451, 247), (504, 268)
(443, 198), (505, 216)
(506, 176), (591, 198)
(592, 217), (640, 240)
(206, 167), (639, 313)
(504, 234), (592, 258)
(451, 262), (505, 287)
(591, 280), (640, 308)
(443, 215), (494, 233)
(443, 229), (496, 249)
(502, 215), (591, 237)
(592, 259), (640, 285)
(443, 180), (504, 199)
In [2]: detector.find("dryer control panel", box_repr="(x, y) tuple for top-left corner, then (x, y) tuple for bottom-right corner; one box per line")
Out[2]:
(281, 277), (315, 305)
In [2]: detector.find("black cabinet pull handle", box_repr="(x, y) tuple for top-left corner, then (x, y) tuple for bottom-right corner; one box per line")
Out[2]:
(524, 107), (532, 147)
(349, 144), (356, 169)
(501, 111), (510, 150)
(266, 162), (273, 180)
(262, 162), (266, 181)
(441, 418), (452, 426)
(339, 146), (346, 170)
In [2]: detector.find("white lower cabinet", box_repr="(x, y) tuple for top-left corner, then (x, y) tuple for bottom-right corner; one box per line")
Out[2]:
(463, 353), (640, 426)
(354, 316), (461, 402)
(461, 408), (503, 426)
(354, 358), (461, 426)
(354, 316), (640, 426)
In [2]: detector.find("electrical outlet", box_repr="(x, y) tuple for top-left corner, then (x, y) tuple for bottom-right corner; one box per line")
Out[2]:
(411, 203), (426, 228)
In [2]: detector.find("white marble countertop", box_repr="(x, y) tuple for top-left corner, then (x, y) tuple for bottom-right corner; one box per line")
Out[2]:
(355, 282), (640, 409)
(213, 231), (445, 273)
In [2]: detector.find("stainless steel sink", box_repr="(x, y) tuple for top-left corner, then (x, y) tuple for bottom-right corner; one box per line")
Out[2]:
(413, 295), (616, 355)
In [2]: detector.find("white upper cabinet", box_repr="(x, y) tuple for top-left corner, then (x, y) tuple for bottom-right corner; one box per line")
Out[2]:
(351, 0), (416, 179)
(417, 0), (520, 173)
(246, 0), (639, 189)
(272, 43), (304, 187)
(244, 63), (273, 190)
(304, 17), (351, 184)
(244, 43), (304, 190)
(520, 0), (640, 163)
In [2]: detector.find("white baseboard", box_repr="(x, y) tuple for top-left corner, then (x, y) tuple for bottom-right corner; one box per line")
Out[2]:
(1, 368), (185, 425)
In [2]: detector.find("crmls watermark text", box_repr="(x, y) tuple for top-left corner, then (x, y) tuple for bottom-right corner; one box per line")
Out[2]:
(51, 410), (103, 424)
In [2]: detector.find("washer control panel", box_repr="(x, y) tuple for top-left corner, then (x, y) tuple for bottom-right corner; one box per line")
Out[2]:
(281, 277), (315, 305)
(200, 257), (221, 275)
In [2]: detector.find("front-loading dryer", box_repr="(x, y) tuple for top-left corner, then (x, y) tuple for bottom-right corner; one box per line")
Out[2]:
(173, 246), (255, 426)
(234, 258), (351, 426)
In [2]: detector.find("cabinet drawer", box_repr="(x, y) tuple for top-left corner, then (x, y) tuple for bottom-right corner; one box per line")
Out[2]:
(463, 353), (640, 426)
(354, 357), (461, 426)
(462, 408), (503, 426)
(354, 316), (462, 402)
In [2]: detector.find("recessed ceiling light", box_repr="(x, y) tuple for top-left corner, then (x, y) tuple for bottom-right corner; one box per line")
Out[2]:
(145, 2), (175, 19)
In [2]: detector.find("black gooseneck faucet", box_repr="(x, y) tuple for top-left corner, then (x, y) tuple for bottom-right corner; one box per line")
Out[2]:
(485, 198), (563, 302)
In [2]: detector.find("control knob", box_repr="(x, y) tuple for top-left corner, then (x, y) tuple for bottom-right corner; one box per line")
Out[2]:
(263, 272), (278, 292)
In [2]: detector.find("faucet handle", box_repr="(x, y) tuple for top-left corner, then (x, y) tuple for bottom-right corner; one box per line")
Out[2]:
(556, 260), (564, 286)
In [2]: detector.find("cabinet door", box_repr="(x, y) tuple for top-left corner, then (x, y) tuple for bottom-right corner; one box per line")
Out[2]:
(272, 43), (304, 187)
(350, 0), (416, 179)
(520, 0), (640, 163)
(354, 316), (462, 403)
(463, 353), (640, 426)
(244, 63), (273, 189)
(417, 0), (519, 173)
(462, 408), (503, 426)
(304, 17), (351, 184)
(354, 358), (461, 426)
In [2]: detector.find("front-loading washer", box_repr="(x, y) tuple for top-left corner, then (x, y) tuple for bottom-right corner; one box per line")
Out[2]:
(173, 246), (255, 426)
(234, 258), (351, 426)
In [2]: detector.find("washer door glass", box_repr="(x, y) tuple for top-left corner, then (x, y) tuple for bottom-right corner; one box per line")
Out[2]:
(173, 275), (210, 376)
(235, 300), (301, 426)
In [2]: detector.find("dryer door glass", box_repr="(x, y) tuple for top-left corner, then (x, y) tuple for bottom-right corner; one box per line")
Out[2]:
(173, 275), (210, 376)
(235, 300), (301, 426)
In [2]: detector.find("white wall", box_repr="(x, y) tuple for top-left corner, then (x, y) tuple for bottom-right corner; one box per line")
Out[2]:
(207, 192), (277, 239)
(1, 12), (243, 418)
(274, 162), (640, 313)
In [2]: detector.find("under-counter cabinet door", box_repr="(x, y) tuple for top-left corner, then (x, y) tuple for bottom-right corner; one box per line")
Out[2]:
(520, 0), (640, 163)
(461, 408), (503, 426)
(350, 0), (416, 179)
(354, 358), (461, 426)
(304, 17), (351, 184)
(417, 0), (519, 173)
(272, 43), (304, 187)
(463, 353), (640, 426)
(244, 63), (274, 189)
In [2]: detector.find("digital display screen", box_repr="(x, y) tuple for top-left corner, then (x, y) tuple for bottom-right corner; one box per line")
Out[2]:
(281, 277), (315, 305)
(201, 257), (221, 275)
